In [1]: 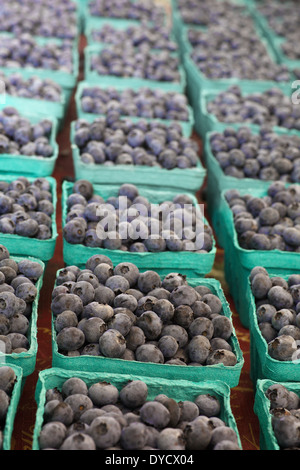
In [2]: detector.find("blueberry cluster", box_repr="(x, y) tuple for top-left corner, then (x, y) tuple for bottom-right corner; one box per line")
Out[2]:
(38, 377), (241, 450)
(89, 44), (181, 83)
(74, 117), (199, 168)
(0, 107), (54, 159)
(176, 0), (246, 26)
(88, 0), (165, 25)
(0, 366), (17, 450)
(64, 181), (213, 252)
(0, 176), (54, 239)
(0, 72), (62, 102)
(207, 85), (300, 131)
(0, 244), (44, 353)
(265, 383), (300, 449)
(257, 1), (300, 38)
(0, 0), (79, 40)
(52, 254), (237, 366)
(80, 86), (189, 122)
(189, 22), (290, 82)
(210, 126), (300, 183)
(250, 266), (300, 361)
(90, 23), (177, 52)
(225, 182), (300, 252)
(0, 34), (74, 73)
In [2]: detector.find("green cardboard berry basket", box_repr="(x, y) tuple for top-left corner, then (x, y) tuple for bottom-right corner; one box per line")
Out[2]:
(70, 121), (206, 193)
(246, 270), (300, 383)
(203, 127), (295, 241)
(254, 379), (300, 450)
(3, 256), (45, 377)
(75, 80), (194, 137)
(84, 44), (186, 94)
(83, 0), (168, 31)
(51, 276), (244, 388)
(0, 87), (66, 131)
(0, 112), (59, 178)
(32, 366), (242, 450)
(216, 186), (300, 328)
(84, 16), (177, 48)
(0, 34), (79, 102)
(61, 181), (216, 276)
(0, 364), (24, 450)
(0, 175), (58, 262)
(197, 84), (299, 140)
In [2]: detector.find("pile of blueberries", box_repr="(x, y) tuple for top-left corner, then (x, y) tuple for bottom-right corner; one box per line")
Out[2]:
(0, 72), (62, 103)
(0, 244), (44, 354)
(209, 126), (300, 183)
(89, 44), (181, 83)
(90, 23), (177, 52)
(189, 21), (290, 82)
(0, 107), (54, 159)
(207, 85), (300, 131)
(0, 366), (17, 450)
(63, 181), (213, 252)
(225, 182), (300, 252)
(51, 253), (237, 366)
(250, 266), (300, 361)
(265, 383), (300, 449)
(73, 116), (199, 168)
(80, 86), (190, 122)
(38, 377), (241, 450)
(176, 0), (247, 26)
(0, 176), (54, 240)
(0, 34), (74, 73)
(88, 0), (165, 25)
(0, 0), (79, 40)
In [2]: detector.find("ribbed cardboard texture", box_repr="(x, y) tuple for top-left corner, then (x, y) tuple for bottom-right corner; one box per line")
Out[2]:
(70, 121), (206, 192)
(3, 256), (45, 377)
(1, 364), (23, 450)
(62, 181), (216, 276)
(51, 276), (244, 388)
(75, 80), (195, 137)
(0, 111), (59, 178)
(32, 367), (242, 450)
(0, 176), (58, 262)
(254, 379), (300, 450)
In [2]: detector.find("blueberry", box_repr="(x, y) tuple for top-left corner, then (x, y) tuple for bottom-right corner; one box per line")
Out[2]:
(88, 381), (119, 407)
(89, 416), (121, 449)
(56, 327), (85, 352)
(99, 329), (126, 358)
(38, 422), (67, 450)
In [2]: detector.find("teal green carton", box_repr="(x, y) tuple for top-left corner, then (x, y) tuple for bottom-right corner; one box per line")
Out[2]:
(75, 80), (194, 137)
(0, 176), (58, 262)
(0, 112), (59, 178)
(203, 128), (294, 239)
(62, 181), (216, 276)
(0, 34), (79, 98)
(0, 364), (23, 450)
(247, 271), (300, 383)
(0, 89), (66, 130)
(3, 257), (45, 377)
(32, 367), (242, 450)
(254, 379), (300, 450)
(197, 85), (299, 139)
(85, 17), (177, 48)
(70, 121), (206, 192)
(217, 187), (300, 328)
(84, 44), (186, 93)
(51, 276), (244, 388)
